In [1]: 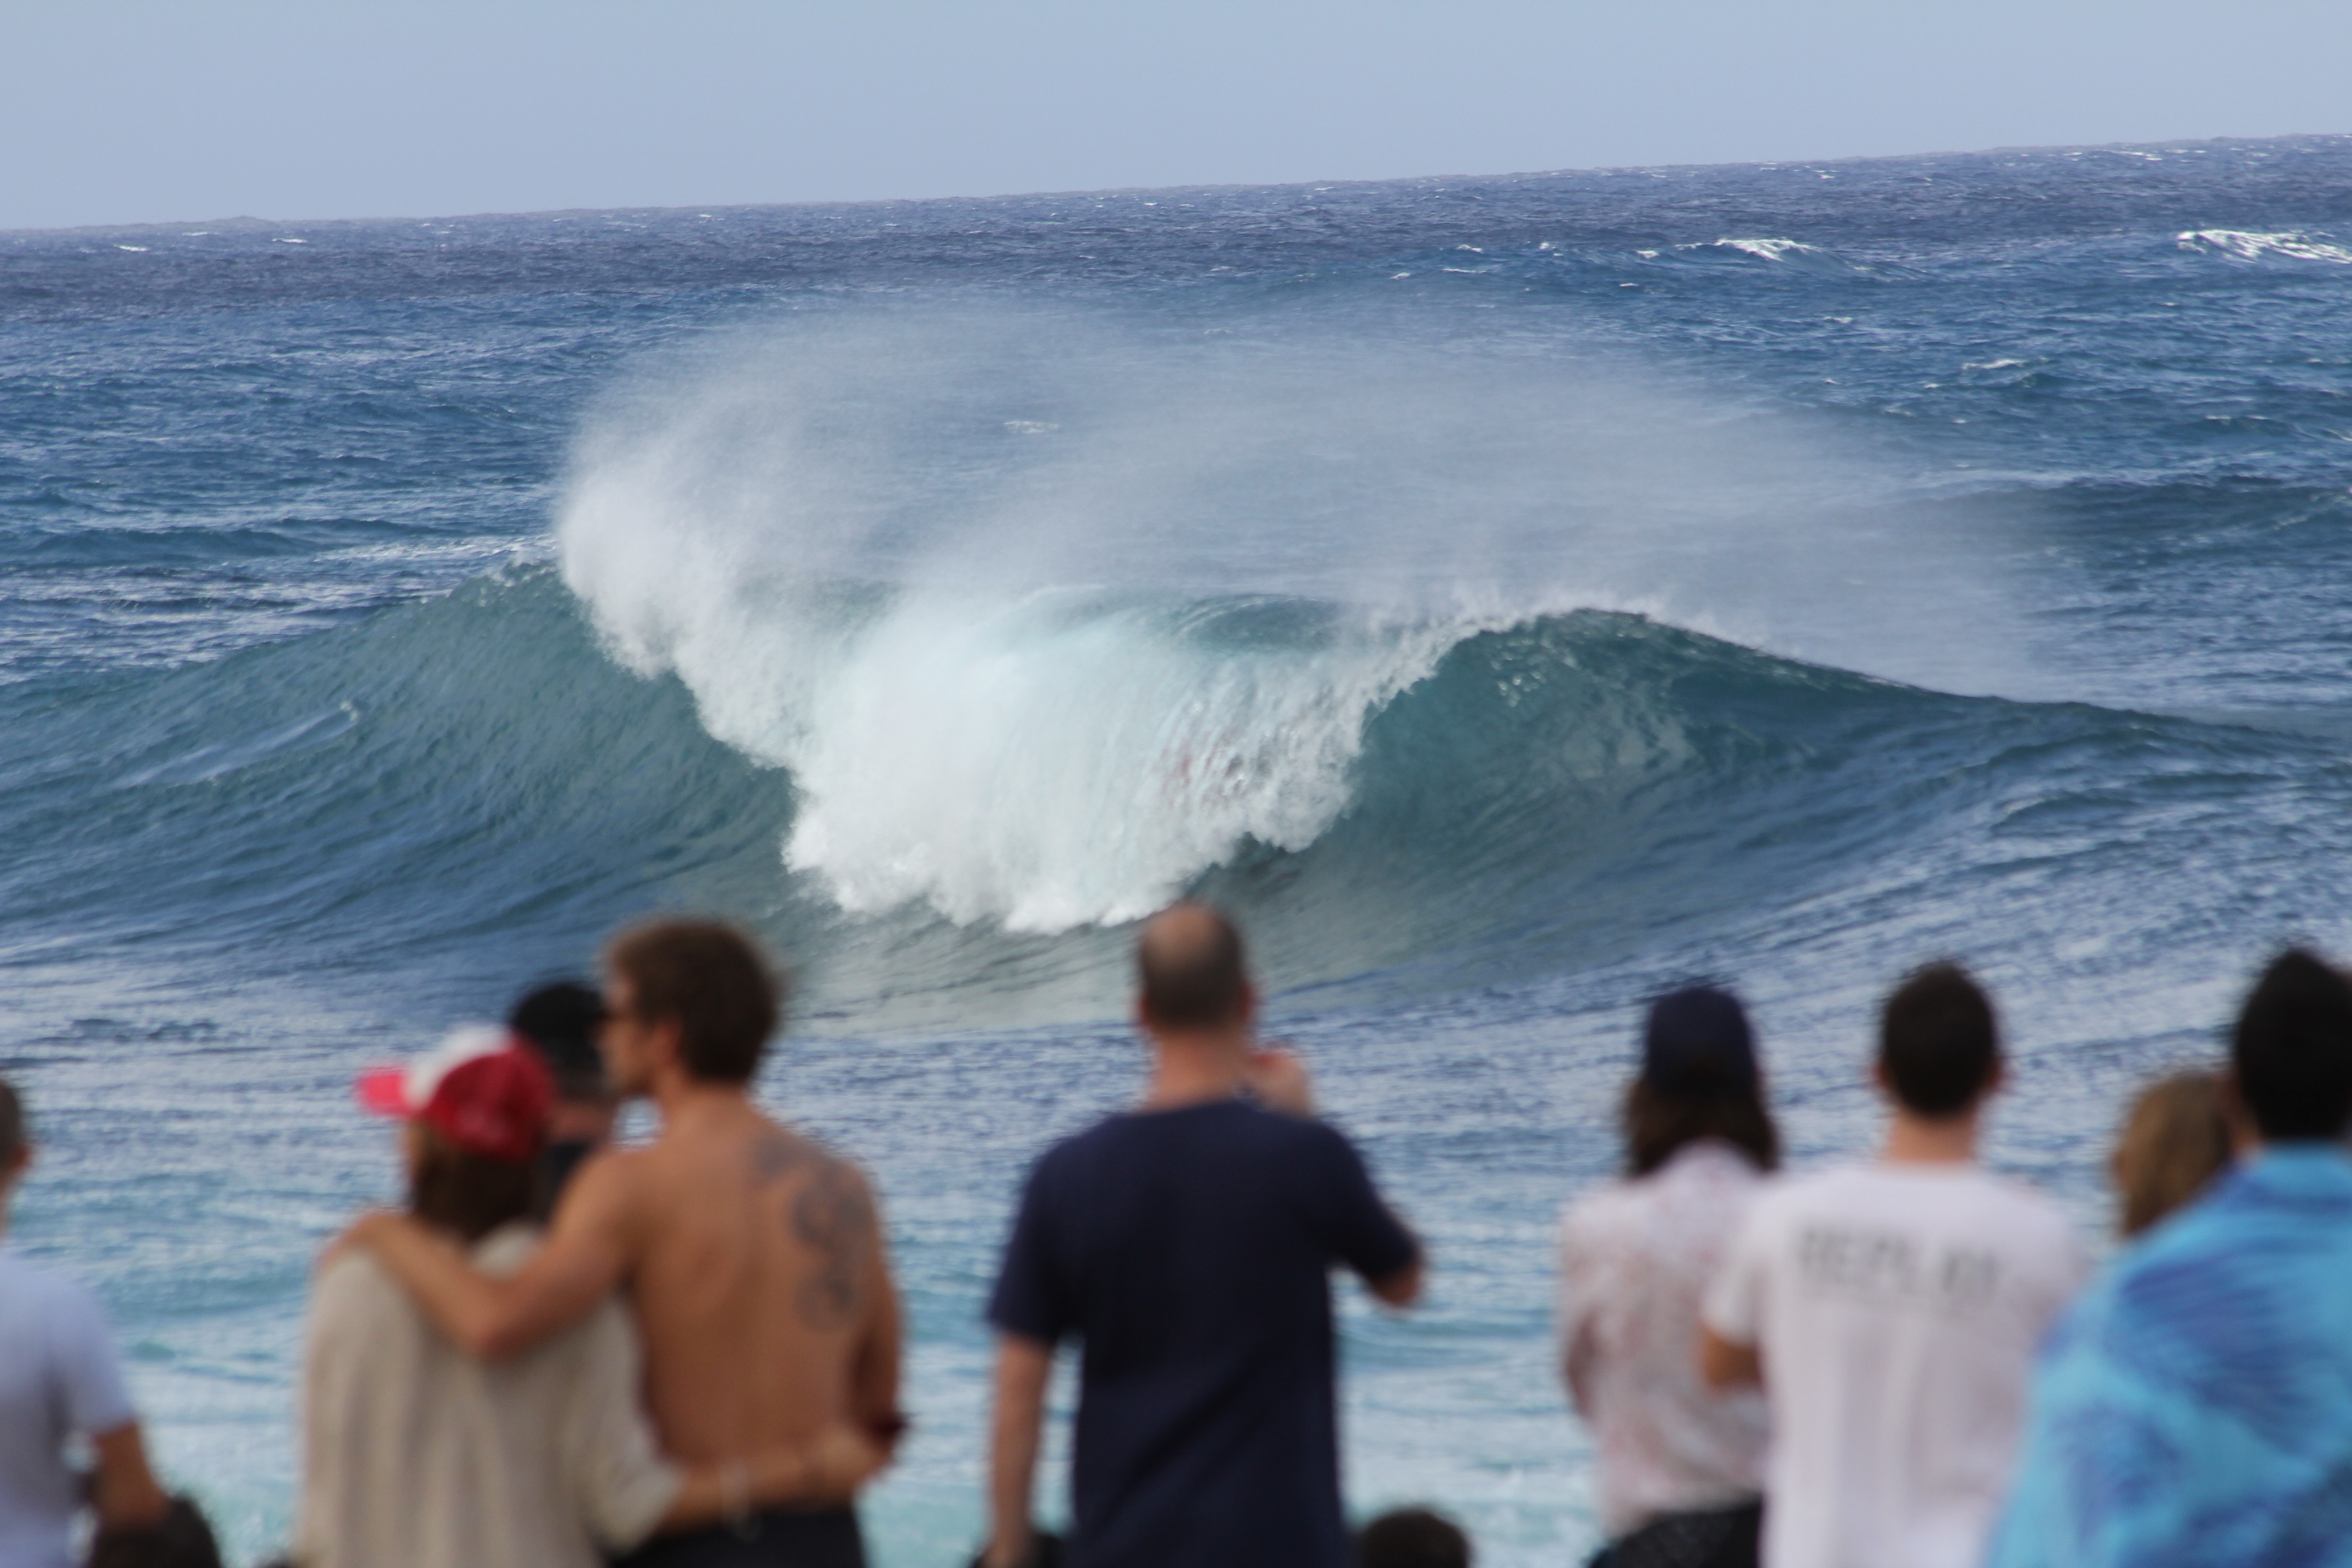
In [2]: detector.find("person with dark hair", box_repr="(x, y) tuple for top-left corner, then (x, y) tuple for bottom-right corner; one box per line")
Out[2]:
(982, 902), (1424, 1568)
(1989, 949), (2352, 1566)
(1357, 1506), (1472, 1568)
(305, 1028), (885, 1568)
(343, 921), (905, 1568)
(2109, 1068), (2233, 1238)
(1699, 963), (2082, 1568)
(509, 979), (621, 1218)
(1558, 987), (1772, 1568)
(0, 1078), (172, 1568)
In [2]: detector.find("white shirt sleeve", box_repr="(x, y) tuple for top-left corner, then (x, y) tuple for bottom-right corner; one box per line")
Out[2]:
(1700, 1195), (1772, 1348)
(49, 1276), (136, 1437)
(1557, 1198), (1615, 1414)
(559, 1300), (683, 1551)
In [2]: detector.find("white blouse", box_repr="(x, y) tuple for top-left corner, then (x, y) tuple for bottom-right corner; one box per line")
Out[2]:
(1558, 1139), (1771, 1537)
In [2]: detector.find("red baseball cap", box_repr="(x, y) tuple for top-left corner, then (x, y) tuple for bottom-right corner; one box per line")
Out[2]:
(356, 1025), (554, 1165)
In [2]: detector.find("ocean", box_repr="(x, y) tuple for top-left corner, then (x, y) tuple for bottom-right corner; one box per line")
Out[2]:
(5, 132), (2352, 1563)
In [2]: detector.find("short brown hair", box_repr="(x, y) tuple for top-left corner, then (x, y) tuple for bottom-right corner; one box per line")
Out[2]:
(408, 1125), (539, 1244)
(0, 1079), (22, 1169)
(2113, 1070), (2233, 1237)
(1137, 904), (1249, 1029)
(1624, 1075), (1780, 1177)
(606, 919), (784, 1085)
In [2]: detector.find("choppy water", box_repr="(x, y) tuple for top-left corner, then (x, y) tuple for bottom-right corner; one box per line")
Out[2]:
(5, 134), (2352, 1563)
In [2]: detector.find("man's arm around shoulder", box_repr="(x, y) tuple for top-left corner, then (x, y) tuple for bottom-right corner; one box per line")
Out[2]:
(338, 1147), (636, 1359)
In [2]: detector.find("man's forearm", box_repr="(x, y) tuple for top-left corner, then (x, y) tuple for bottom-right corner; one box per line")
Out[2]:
(1371, 1250), (1425, 1308)
(661, 1426), (887, 1529)
(986, 1423), (1041, 1568)
(984, 1337), (1052, 1568)
(90, 1424), (168, 1529)
(358, 1215), (534, 1358)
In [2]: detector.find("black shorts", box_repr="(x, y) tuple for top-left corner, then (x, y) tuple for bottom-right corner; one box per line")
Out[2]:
(615, 1507), (866, 1568)
(1586, 1499), (1762, 1568)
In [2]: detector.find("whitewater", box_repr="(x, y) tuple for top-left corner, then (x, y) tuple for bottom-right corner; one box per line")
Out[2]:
(4, 134), (2352, 1563)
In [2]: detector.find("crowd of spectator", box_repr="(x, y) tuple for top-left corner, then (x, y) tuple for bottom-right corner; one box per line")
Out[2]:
(1, 906), (2345, 1567)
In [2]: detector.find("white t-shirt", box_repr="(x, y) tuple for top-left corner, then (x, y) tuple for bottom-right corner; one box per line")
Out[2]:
(1702, 1162), (2085, 1568)
(0, 1247), (140, 1568)
(1558, 1140), (1771, 1536)
(297, 1222), (682, 1568)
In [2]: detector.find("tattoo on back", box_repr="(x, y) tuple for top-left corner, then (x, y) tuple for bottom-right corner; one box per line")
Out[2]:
(747, 1129), (873, 1332)
(794, 1160), (873, 1332)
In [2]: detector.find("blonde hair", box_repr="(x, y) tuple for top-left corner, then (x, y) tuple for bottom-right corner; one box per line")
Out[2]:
(2112, 1070), (2233, 1238)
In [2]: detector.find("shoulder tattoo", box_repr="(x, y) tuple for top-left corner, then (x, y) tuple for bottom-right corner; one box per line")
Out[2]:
(750, 1130), (875, 1332)
(793, 1158), (875, 1333)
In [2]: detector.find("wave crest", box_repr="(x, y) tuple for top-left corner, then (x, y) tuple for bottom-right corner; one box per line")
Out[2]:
(2176, 229), (2352, 264)
(554, 307), (2038, 931)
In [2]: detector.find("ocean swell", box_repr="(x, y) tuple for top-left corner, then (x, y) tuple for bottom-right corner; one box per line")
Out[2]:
(550, 308), (2058, 936)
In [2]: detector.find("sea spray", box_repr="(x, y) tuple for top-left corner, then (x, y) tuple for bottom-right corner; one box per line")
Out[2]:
(555, 306), (2040, 929)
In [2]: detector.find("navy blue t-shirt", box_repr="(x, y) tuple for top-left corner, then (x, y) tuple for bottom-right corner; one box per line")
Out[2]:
(987, 1098), (1420, 1568)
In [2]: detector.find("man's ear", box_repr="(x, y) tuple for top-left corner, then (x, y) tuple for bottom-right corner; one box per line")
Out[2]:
(649, 1013), (688, 1073)
(2, 1144), (31, 1182)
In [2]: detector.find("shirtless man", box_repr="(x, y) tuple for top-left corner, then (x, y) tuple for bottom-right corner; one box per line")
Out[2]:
(346, 920), (902, 1568)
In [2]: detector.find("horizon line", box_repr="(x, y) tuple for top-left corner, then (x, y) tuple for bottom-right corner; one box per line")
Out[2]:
(7, 130), (2341, 241)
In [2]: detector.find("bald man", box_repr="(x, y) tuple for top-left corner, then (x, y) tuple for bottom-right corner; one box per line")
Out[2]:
(982, 903), (1424, 1568)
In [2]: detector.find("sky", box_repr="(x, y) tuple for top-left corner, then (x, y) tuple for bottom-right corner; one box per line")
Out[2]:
(4, 0), (2348, 231)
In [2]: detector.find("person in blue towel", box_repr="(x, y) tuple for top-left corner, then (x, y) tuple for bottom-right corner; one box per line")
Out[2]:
(1989, 948), (2352, 1567)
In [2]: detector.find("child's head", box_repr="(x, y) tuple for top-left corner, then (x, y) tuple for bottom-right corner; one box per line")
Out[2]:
(2112, 1069), (2233, 1237)
(1358, 1507), (1471, 1568)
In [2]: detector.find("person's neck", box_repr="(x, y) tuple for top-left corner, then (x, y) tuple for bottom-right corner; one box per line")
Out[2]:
(650, 1073), (755, 1133)
(1142, 1029), (1251, 1111)
(1881, 1108), (1982, 1165)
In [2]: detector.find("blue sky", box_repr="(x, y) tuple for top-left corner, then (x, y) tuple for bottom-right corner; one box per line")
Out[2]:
(5, 0), (2346, 230)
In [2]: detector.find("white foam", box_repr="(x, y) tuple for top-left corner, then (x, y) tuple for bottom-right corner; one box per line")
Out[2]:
(116, 245), (148, 252)
(2176, 229), (2352, 264)
(781, 592), (1454, 928)
(1714, 237), (1816, 263)
(555, 309), (2041, 930)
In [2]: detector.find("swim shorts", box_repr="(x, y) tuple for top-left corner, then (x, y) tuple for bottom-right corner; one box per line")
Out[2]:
(616, 1507), (866, 1568)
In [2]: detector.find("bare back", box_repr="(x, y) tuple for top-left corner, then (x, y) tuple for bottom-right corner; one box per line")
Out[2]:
(593, 1099), (900, 1462)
